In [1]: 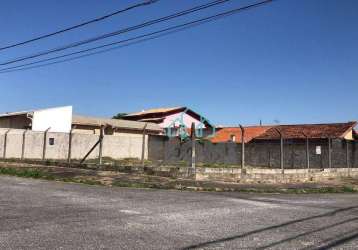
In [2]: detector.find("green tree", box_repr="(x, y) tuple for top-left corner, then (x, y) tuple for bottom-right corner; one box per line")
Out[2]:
(112, 113), (128, 119)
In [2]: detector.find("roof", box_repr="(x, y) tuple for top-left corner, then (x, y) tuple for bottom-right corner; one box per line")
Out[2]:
(0, 110), (32, 118)
(255, 122), (357, 140)
(123, 106), (213, 128)
(209, 126), (272, 143)
(123, 107), (184, 117)
(72, 115), (162, 132)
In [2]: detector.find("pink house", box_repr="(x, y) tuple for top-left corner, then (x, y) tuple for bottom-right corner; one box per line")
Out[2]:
(121, 107), (214, 137)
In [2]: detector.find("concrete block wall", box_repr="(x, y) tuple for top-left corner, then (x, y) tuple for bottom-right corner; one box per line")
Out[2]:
(0, 129), (148, 161)
(196, 167), (358, 183)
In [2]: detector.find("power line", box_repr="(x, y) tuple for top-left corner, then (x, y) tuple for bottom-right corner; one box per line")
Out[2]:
(0, 0), (159, 51)
(0, 0), (231, 66)
(0, 0), (275, 74)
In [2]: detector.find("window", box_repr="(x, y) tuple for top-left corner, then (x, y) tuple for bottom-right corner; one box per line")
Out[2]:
(49, 138), (55, 146)
(230, 135), (236, 142)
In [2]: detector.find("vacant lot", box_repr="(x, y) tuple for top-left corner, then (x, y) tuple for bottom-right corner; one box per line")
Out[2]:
(0, 176), (357, 249)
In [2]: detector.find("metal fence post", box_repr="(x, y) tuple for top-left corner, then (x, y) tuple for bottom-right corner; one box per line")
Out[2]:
(346, 140), (350, 176)
(141, 123), (148, 167)
(275, 128), (284, 174)
(328, 137), (332, 168)
(239, 125), (245, 170)
(98, 125), (104, 165)
(42, 127), (51, 160)
(191, 122), (196, 177)
(303, 132), (310, 170)
(3, 129), (11, 159)
(67, 127), (74, 164)
(21, 129), (28, 160)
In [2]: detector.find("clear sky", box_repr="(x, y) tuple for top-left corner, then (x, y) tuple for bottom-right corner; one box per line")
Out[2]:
(0, 0), (357, 126)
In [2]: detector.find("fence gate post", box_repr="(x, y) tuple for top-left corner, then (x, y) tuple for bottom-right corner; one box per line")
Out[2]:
(3, 129), (11, 159)
(191, 122), (196, 177)
(98, 125), (104, 165)
(328, 137), (332, 168)
(21, 129), (28, 160)
(141, 123), (148, 167)
(42, 127), (51, 160)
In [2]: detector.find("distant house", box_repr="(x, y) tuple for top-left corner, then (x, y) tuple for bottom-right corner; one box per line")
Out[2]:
(254, 122), (357, 141)
(209, 126), (272, 143)
(209, 122), (357, 143)
(0, 106), (162, 135)
(121, 107), (214, 136)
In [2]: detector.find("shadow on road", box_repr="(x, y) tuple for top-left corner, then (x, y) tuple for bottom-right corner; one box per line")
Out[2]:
(182, 206), (358, 249)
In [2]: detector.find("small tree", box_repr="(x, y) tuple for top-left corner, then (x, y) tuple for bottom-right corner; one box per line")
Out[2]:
(112, 113), (128, 119)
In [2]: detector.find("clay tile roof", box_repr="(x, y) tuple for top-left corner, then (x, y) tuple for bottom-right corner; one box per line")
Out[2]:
(124, 107), (184, 117)
(255, 122), (357, 140)
(209, 126), (272, 143)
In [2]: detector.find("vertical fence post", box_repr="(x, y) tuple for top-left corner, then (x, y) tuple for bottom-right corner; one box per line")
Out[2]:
(275, 128), (284, 174)
(303, 132), (310, 170)
(67, 127), (74, 165)
(21, 129), (28, 160)
(328, 137), (332, 168)
(3, 129), (11, 159)
(346, 140), (350, 176)
(141, 123), (148, 167)
(239, 125), (245, 170)
(98, 125), (104, 165)
(42, 127), (51, 161)
(191, 122), (196, 177)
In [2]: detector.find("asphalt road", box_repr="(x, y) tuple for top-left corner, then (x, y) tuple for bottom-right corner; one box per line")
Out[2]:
(0, 176), (358, 250)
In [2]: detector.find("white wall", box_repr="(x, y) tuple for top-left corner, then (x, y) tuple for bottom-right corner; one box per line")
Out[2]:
(32, 106), (72, 133)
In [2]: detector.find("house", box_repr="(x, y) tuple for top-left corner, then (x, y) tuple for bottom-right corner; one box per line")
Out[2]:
(0, 106), (162, 135)
(209, 122), (357, 143)
(209, 126), (272, 143)
(254, 122), (357, 141)
(120, 106), (214, 137)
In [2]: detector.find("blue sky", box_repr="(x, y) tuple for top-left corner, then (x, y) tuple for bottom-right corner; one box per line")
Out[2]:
(0, 0), (357, 126)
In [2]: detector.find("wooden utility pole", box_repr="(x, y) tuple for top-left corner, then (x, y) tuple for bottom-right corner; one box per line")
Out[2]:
(141, 123), (148, 167)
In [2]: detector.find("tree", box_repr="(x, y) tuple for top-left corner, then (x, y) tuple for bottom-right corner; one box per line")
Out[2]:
(112, 113), (128, 119)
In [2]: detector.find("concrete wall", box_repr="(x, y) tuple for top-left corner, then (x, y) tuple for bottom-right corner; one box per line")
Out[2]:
(148, 136), (358, 169)
(196, 167), (358, 183)
(0, 128), (147, 161)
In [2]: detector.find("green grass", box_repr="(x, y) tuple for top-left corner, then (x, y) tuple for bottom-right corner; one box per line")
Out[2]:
(0, 167), (52, 179)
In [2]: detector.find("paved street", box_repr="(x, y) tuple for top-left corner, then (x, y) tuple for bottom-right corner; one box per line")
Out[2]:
(0, 176), (357, 249)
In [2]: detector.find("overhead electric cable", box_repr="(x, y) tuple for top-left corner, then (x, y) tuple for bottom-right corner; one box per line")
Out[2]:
(0, 0), (159, 51)
(0, 0), (275, 74)
(0, 0), (230, 66)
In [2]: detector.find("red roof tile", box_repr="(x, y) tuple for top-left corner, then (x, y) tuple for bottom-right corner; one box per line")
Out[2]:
(209, 126), (272, 143)
(255, 122), (357, 140)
